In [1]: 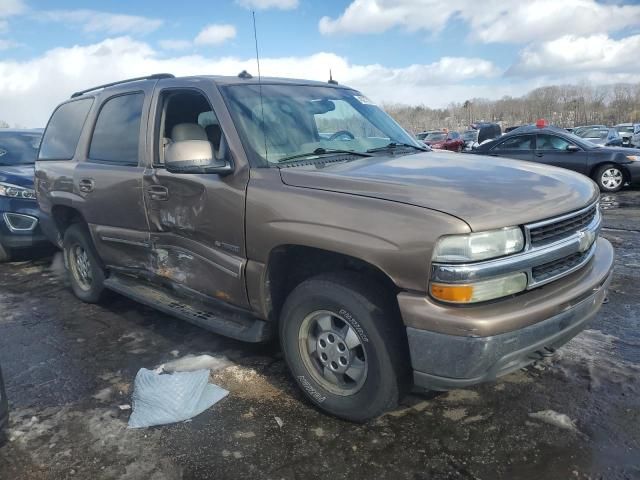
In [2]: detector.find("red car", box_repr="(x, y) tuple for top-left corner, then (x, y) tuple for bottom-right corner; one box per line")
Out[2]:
(423, 130), (464, 152)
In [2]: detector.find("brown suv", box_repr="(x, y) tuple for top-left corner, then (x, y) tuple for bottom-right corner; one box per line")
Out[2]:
(35, 73), (614, 421)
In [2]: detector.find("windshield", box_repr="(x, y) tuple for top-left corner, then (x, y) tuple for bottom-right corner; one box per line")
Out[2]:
(0, 132), (42, 166)
(425, 132), (446, 142)
(221, 84), (421, 165)
(616, 125), (634, 134)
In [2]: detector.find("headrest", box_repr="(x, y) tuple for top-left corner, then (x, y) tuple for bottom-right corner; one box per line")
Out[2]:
(171, 123), (207, 142)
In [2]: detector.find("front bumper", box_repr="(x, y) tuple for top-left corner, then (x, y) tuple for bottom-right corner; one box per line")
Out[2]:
(401, 237), (614, 390)
(0, 197), (48, 250)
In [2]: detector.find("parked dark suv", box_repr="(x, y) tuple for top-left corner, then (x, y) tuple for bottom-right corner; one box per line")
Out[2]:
(472, 124), (639, 192)
(35, 74), (613, 421)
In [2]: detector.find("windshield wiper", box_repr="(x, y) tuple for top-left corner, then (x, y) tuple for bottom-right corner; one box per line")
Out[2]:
(366, 142), (428, 153)
(277, 148), (372, 164)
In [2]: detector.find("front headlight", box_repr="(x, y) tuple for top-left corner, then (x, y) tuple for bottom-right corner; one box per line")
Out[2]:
(432, 227), (524, 263)
(626, 155), (639, 162)
(0, 182), (36, 199)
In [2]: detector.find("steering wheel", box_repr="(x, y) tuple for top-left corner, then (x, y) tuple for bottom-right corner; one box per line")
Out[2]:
(328, 130), (355, 141)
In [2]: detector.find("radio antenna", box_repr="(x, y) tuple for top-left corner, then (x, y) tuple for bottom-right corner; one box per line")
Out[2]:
(252, 11), (268, 161)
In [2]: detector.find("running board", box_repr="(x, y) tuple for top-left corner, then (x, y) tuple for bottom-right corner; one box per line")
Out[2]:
(104, 274), (273, 343)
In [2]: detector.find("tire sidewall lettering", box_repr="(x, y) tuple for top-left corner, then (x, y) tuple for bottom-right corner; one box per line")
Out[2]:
(338, 308), (369, 343)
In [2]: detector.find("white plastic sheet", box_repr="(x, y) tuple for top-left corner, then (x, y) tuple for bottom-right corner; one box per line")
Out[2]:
(128, 368), (228, 428)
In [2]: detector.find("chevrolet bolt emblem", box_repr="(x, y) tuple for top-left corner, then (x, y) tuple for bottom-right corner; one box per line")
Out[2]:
(577, 229), (595, 253)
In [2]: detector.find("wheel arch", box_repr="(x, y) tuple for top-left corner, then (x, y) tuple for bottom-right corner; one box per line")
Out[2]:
(262, 244), (400, 325)
(51, 205), (89, 242)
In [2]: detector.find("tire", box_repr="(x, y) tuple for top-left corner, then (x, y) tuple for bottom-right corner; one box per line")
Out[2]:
(63, 223), (106, 303)
(457, 145), (463, 153)
(0, 243), (11, 263)
(279, 272), (410, 422)
(593, 164), (625, 192)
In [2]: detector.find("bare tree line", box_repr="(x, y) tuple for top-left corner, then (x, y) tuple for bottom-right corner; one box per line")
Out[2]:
(384, 83), (640, 134)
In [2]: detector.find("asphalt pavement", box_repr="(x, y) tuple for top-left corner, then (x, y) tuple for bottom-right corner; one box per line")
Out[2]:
(0, 189), (639, 480)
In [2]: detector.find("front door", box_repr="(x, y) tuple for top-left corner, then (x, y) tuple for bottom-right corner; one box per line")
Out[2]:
(534, 134), (588, 174)
(142, 86), (250, 308)
(75, 89), (151, 272)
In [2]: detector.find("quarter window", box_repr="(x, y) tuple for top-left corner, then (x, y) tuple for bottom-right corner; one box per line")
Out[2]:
(89, 93), (144, 165)
(493, 135), (533, 151)
(38, 99), (93, 160)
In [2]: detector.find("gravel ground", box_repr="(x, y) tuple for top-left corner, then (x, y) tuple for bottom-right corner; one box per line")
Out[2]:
(0, 189), (639, 480)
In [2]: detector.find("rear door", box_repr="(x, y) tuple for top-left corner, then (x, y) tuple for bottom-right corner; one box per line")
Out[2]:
(488, 134), (534, 162)
(74, 86), (153, 271)
(534, 134), (588, 174)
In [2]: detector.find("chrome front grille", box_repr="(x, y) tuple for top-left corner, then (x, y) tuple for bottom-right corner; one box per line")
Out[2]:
(528, 203), (598, 247)
(531, 248), (591, 284)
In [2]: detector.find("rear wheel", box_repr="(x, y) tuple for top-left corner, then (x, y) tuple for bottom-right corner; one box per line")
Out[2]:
(63, 224), (106, 303)
(279, 272), (409, 422)
(594, 164), (625, 192)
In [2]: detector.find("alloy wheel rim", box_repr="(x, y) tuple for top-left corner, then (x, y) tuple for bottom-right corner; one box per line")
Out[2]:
(602, 168), (623, 189)
(69, 244), (92, 290)
(298, 310), (368, 396)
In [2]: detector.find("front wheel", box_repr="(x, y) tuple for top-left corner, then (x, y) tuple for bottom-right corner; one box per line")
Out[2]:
(63, 224), (106, 303)
(279, 272), (410, 422)
(593, 164), (625, 192)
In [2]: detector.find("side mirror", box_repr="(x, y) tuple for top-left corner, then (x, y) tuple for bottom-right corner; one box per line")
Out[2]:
(566, 144), (580, 152)
(165, 140), (233, 175)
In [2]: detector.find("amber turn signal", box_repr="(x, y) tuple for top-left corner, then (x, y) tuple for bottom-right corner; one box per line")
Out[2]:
(430, 283), (474, 303)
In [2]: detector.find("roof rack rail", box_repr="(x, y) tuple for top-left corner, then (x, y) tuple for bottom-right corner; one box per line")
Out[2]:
(70, 73), (175, 98)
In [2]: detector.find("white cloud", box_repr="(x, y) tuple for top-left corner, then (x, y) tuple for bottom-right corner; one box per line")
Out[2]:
(0, 37), (502, 127)
(158, 39), (192, 51)
(41, 9), (163, 35)
(194, 24), (237, 46)
(509, 34), (640, 76)
(235, 0), (298, 10)
(0, 0), (26, 17)
(319, 0), (640, 43)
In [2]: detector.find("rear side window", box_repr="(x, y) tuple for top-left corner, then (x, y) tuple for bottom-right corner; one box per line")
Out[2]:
(89, 93), (144, 165)
(38, 99), (93, 160)
(493, 135), (533, 151)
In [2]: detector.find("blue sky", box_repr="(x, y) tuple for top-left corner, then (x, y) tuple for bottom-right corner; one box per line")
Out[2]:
(1, 0), (640, 126)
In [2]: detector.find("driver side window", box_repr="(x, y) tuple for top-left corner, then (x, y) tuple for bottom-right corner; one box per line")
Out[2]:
(157, 90), (224, 165)
(537, 134), (572, 151)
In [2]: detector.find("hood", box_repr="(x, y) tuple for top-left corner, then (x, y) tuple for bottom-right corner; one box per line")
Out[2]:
(279, 152), (599, 231)
(0, 164), (35, 188)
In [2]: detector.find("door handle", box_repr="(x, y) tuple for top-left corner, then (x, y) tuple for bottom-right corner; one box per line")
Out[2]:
(535, 153), (544, 157)
(78, 178), (95, 193)
(147, 185), (169, 201)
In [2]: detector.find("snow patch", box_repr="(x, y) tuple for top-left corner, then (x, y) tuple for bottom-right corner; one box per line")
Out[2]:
(528, 410), (580, 434)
